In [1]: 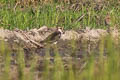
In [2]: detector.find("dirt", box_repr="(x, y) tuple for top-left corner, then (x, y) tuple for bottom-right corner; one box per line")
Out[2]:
(0, 26), (119, 80)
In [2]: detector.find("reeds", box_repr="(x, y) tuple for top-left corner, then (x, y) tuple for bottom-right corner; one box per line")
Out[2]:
(0, 36), (120, 80)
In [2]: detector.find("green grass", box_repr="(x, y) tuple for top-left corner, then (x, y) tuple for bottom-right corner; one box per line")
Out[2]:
(0, 36), (120, 80)
(0, 0), (120, 80)
(0, 0), (120, 30)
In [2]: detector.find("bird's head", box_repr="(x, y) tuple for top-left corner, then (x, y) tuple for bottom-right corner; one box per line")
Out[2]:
(57, 27), (64, 34)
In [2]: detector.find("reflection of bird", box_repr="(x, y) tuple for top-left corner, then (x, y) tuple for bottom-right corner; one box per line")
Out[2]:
(40, 27), (64, 44)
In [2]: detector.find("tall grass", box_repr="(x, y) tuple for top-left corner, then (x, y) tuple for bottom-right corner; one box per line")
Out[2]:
(0, 0), (120, 29)
(0, 36), (120, 80)
(0, 0), (120, 80)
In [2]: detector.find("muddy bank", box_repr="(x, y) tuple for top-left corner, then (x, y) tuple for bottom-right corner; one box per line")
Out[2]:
(0, 26), (119, 49)
(0, 26), (119, 80)
(0, 26), (119, 64)
(0, 26), (119, 57)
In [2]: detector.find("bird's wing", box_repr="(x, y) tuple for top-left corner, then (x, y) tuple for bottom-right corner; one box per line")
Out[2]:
(41, 31), (61, 43)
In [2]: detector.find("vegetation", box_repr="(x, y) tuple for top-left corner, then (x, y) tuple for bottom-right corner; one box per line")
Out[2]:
(0, 0), (120, 80)
(0, 0), (120, 30)
(0, 36), (120, 80)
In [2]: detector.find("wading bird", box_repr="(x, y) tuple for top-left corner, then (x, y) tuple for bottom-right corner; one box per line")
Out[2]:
(40, 27), (64, 45)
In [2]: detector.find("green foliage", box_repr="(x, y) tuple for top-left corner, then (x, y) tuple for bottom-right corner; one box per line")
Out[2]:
(0, 36), (120, 80)
(0, 0), (120, 80)
(0, 0), (120, 29)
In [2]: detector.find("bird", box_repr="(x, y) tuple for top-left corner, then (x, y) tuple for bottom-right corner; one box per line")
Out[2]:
(40, 27), (64, 45)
